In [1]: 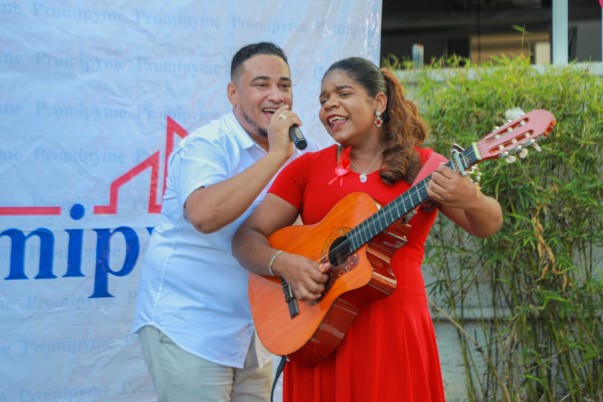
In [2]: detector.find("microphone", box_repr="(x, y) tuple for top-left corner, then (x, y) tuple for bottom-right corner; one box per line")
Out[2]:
(289, 125), (307, 150)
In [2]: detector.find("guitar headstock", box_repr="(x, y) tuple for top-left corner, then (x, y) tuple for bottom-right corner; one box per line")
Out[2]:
(475, 109), (556, 163)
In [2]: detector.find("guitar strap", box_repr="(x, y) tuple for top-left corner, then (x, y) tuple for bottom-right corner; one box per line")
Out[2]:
(407, 150), (448, 218)
(412, 150), (448, 186)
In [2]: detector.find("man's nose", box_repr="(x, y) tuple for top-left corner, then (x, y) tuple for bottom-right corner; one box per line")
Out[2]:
(268, 85), (285, 102)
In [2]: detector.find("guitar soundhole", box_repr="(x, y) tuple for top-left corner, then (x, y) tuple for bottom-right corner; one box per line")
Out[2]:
(319, 238), (358, 301)
(313, 233), (355, 302)
(328, 236), (350, 266)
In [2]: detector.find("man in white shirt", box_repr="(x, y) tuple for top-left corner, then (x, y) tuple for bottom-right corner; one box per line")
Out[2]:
(132, 42), (317, 402)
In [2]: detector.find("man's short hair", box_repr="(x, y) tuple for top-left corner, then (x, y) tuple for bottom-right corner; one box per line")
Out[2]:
(230, 42), (289, 81)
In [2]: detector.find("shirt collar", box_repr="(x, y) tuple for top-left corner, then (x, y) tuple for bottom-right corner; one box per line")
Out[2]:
(225, 112), (260, 151)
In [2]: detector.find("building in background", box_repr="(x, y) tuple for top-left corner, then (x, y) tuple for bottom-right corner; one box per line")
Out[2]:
(381, 0), (602, 65)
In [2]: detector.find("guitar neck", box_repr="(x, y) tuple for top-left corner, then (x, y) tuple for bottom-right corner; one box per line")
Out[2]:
(346, 144), (480, 253)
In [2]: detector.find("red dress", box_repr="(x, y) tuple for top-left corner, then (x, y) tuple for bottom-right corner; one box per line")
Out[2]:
(269, 144), (446, 402)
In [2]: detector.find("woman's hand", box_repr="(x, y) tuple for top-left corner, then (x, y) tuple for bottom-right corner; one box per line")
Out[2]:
(427, 165), (479, 209)
(428, 164), (503, 238)
(271, 252), (330, 302)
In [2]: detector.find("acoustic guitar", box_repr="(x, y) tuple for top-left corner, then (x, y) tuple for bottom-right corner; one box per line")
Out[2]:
(249, 109), (556, 366)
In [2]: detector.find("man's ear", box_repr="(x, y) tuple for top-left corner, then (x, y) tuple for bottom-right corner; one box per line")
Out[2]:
(227, 82), (237, 105)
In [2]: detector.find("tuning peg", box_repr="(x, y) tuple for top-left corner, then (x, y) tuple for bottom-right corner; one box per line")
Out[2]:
(531, 142), (542, 152)
(518, 147), (529, 158)
(504, 155), (517, 163)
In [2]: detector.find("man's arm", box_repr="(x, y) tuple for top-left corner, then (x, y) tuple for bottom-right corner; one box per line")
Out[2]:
(185, 106), (298, 234)
(185, 150), (290, 233)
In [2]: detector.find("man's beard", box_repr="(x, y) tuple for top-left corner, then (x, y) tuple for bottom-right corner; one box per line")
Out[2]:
(243, 110), (268, 138)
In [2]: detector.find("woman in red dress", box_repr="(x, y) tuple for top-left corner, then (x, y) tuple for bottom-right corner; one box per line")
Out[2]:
(232, 57), (503, 402)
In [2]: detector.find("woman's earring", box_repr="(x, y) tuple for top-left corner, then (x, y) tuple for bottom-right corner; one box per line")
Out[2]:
(374, 110), (383, 127)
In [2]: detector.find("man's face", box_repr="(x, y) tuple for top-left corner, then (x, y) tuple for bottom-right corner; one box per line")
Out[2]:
(228, 54), (292, 141)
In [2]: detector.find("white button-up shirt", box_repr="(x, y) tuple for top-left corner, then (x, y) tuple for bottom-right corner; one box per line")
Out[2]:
(132, 112), (316, 368)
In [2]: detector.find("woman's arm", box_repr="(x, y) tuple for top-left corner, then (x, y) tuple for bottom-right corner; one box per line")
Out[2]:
(232, 193), (329, 301)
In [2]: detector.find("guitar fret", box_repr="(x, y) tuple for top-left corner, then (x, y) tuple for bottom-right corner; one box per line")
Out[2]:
(401, 192), (410, 212)
(386, 203), (396, 230)
(464, 146), (478, 167)
(463, 150), (471, 167)
(411, 185), (421, 204)
(358, 221), (370, 244)
(378, 210), (390, 230)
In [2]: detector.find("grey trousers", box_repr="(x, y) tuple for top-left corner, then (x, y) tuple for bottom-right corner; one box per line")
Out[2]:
(138, 325), (273, 402)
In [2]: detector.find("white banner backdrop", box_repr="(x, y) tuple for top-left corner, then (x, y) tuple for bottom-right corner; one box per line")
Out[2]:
(0, 1), (382, 401)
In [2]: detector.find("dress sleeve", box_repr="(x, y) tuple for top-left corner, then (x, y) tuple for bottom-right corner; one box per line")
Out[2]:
(268, 153), (311, 210)
(416, 146), (434, 164)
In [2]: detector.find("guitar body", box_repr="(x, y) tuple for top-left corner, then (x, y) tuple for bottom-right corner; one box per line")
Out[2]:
(249, 192), (404, 365)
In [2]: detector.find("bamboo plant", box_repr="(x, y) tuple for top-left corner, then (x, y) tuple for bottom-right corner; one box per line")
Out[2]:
(390, 56), (603, 401)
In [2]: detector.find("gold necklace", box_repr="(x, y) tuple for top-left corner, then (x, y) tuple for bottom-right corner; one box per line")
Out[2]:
(350, 152), (382, 183)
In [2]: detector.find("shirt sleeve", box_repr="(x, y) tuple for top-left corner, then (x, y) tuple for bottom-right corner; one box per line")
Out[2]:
(169, 136), (231, 208)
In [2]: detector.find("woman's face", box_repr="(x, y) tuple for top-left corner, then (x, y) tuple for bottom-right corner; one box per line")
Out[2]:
(319, 70), (379, 146)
